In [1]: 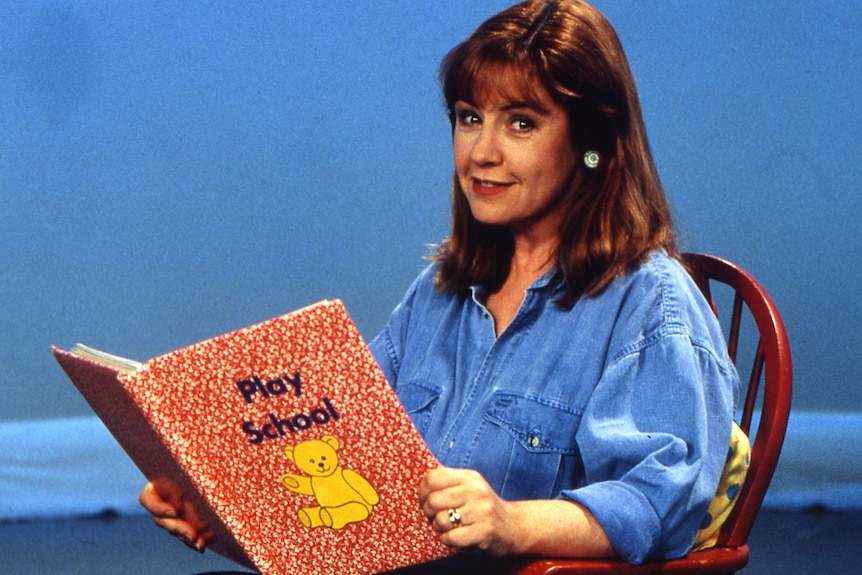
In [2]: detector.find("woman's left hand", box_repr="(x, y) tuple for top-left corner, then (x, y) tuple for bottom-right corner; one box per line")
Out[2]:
(417, 466), (519, 555)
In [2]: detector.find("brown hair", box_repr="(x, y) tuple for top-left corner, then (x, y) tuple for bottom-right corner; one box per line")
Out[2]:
(434, 0), (677, 307)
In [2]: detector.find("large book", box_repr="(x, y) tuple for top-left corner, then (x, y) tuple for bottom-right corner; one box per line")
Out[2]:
(53, 299), (450, 575)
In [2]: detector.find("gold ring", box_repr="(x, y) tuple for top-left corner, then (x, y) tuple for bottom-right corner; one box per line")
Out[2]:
(448, 508), (462, 527)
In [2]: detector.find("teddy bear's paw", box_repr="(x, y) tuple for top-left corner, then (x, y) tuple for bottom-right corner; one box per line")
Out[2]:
(298, 507), (325, 528)
(280, 474), (301, 490)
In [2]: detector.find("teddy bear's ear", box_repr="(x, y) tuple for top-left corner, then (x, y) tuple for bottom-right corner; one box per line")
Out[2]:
(283, 445), (296, 462)
(321, 435), (340, 451)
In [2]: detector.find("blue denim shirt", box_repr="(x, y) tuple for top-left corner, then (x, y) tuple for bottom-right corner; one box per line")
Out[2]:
(369, 251), (739, 564)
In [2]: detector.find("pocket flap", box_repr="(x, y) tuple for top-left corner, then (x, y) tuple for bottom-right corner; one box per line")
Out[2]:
(485, 392), (581, 455)
(397, 381), (442, 414)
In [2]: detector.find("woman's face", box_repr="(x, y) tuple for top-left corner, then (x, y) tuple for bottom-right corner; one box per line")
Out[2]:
(453, 81), (580, 240)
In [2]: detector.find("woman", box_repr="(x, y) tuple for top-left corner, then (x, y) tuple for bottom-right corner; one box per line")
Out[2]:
(141, 0), (739, 569)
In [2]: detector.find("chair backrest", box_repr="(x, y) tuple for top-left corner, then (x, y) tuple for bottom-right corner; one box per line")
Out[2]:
(681, 253), (792, 548)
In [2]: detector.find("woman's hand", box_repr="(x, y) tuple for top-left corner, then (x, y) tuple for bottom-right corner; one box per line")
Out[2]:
(418, 466), (616, 559)
(139, 480), (213, 553)
(418, 466), (520, 555)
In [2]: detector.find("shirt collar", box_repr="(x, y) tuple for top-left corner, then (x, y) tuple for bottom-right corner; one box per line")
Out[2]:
(469, 266), (563, 303)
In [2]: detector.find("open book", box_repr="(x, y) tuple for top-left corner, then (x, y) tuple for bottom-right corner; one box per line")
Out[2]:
(53, 299), (450, 575)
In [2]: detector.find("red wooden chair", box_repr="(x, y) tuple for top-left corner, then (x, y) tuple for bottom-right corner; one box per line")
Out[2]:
(512, 253), (793, 575)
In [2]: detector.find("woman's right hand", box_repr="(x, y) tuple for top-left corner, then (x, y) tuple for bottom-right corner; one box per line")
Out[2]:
(139, 480), (213, 553)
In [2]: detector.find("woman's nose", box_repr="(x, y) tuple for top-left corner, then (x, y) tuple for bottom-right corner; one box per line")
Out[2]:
(470, 127), (501, 165)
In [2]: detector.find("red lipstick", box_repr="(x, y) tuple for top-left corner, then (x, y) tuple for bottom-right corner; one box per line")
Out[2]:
(471, 178), (511, 196)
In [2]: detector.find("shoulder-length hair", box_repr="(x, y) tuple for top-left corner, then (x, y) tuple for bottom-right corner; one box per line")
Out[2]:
(434, 0), (678, 307)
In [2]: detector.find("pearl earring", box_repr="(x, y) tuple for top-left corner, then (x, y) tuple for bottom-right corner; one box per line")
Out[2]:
(583, 151), (600, 169)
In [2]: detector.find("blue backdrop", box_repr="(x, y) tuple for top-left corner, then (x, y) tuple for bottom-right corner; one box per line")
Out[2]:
(2, 1), (860, 424)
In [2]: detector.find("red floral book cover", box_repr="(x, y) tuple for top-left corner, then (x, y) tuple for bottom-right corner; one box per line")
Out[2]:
(53, 299), (451, 575)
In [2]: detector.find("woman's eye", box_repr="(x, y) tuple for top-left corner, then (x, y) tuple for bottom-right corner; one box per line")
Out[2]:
(457, 110), (481, 127)
(512, 116), (535, 132)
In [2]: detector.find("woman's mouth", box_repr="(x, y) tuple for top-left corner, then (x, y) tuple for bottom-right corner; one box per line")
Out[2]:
(471, 178), (511, 196)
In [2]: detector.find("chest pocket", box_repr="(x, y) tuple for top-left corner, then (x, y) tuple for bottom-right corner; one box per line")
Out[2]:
(395, 381), (442, 436)
(480, 392), (583, 500)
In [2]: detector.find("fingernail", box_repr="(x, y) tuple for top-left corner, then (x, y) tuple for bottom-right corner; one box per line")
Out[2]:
(181, 535), (202, 553)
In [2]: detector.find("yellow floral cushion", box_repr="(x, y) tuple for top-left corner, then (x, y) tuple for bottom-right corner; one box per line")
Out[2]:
(692, 422), (750, 551)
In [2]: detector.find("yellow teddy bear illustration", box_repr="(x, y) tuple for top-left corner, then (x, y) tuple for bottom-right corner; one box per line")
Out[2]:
(280, 435), (380, 530)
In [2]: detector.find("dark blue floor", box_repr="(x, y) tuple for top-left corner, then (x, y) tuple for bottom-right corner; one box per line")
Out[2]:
(0, 509), (859, 574)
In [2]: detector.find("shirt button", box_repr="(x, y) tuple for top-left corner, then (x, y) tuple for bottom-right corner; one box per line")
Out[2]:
(529, 435), (541, 448)
(449, 440), (455, 449)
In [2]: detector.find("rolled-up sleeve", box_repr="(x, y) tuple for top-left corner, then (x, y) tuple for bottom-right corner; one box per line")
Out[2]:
(560, 329), (736, 564)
